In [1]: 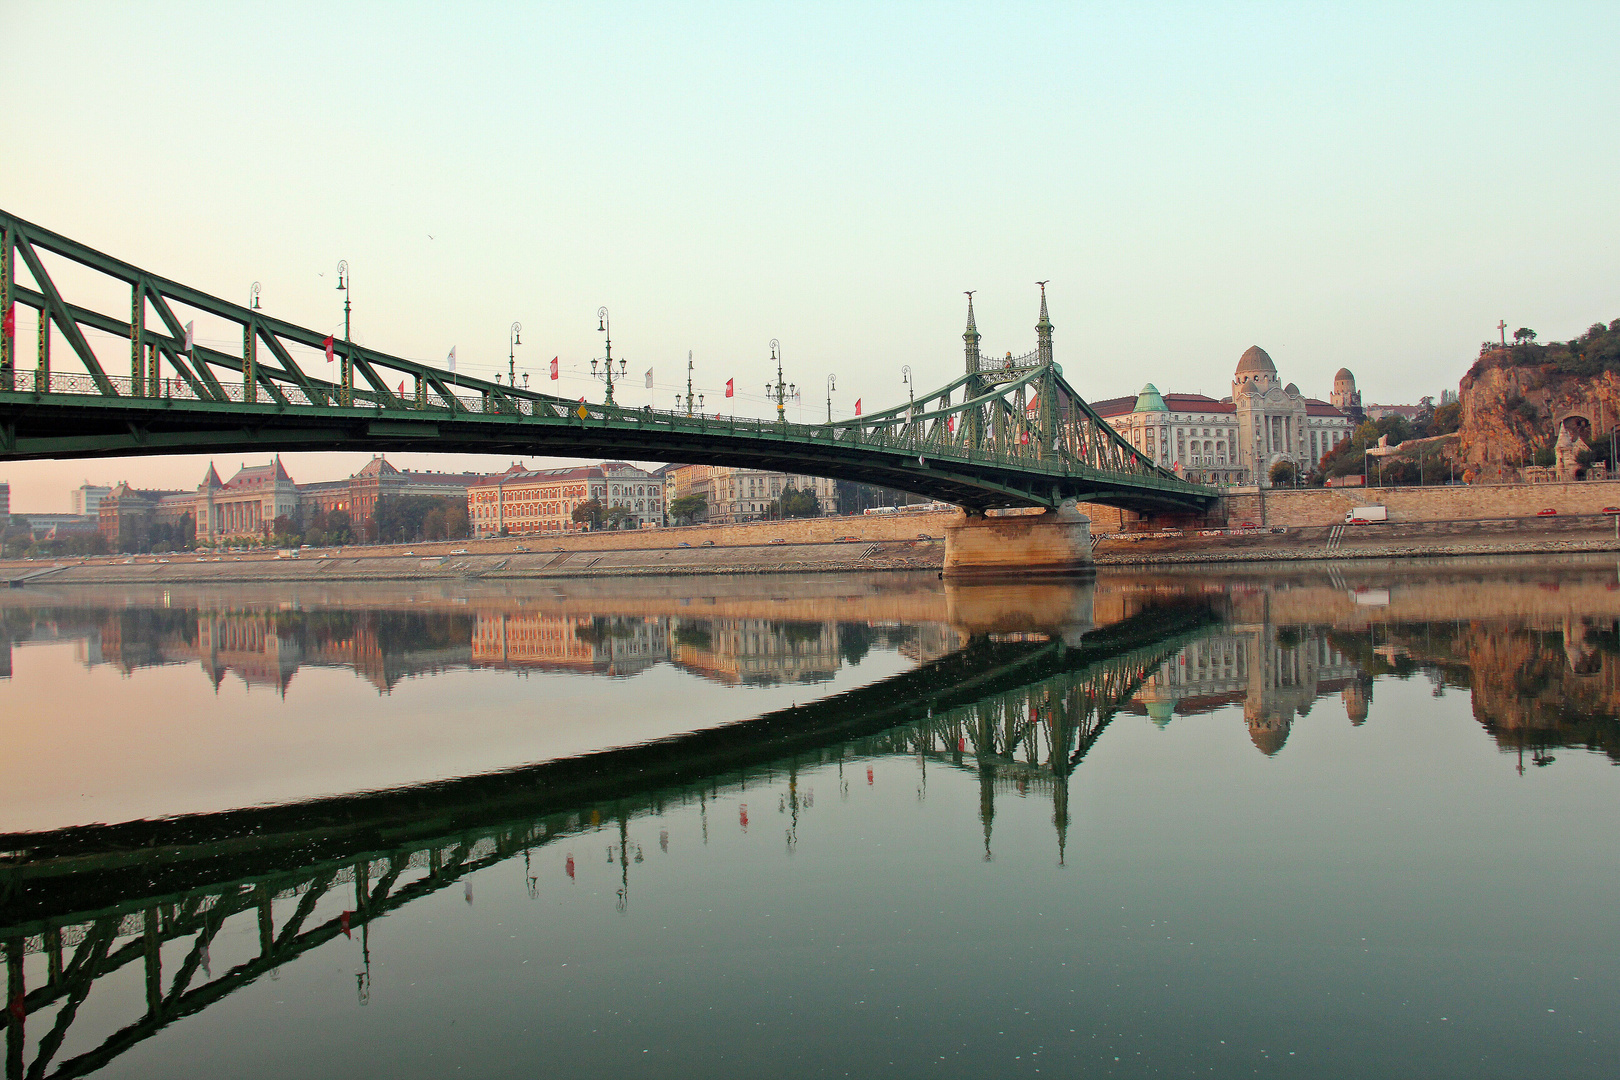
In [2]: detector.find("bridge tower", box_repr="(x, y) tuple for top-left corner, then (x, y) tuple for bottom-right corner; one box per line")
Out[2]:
(963, 292), (985, 448)
(1033, 283), (1059, 462)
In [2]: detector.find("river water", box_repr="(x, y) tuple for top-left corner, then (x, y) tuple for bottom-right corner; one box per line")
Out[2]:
(2, 558), (1617, 1078)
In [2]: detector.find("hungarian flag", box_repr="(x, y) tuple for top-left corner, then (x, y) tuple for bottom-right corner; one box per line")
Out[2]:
(725, 378), (734, 398)
(854, 399), (862, 416)
(184, 321), (195, 353)
(1, 303), (13, 339)
(947, 416), (956, 433)
(549, 356), (558, 380)
(398, 381), (405, 396)
(324, 335), (335, 363)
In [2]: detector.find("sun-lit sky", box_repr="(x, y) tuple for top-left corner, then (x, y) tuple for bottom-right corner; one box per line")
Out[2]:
(3, 2), (1616, 511)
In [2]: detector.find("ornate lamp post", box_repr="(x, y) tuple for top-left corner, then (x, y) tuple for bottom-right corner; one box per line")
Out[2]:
(825, 373), (837, 423)
(765, 338), (796, 422)
(508, 321), (522, 387)
(679, 351), (703, 415)
(336, 260), (352, 406)
(249, 282), (261, 310)
(593, 307), (626, 405)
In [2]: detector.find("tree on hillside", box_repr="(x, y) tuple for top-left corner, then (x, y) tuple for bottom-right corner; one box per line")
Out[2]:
(1513, 327), (1537, 345)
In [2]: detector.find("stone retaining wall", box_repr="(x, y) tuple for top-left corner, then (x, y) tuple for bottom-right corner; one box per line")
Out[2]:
(368, 510), (960, 557)
(1221, 479), (1620, 529)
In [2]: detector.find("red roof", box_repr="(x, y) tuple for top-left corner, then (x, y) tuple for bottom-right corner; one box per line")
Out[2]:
(1091, 392), (1235, 418)
(1093, 392), (1346, 420)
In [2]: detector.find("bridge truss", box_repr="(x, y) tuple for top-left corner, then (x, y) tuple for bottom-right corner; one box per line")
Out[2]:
(0, 210), (1213, 513)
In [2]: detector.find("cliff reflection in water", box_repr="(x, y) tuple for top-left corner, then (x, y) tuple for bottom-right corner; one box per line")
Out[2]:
(1111, 560), (1620, 765)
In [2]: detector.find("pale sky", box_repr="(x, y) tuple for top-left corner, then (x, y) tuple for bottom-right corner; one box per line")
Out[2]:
(3, 1), (1616, 511)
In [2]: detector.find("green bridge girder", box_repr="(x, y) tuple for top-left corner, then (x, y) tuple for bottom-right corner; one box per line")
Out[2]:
(0, 209), (1216, 514)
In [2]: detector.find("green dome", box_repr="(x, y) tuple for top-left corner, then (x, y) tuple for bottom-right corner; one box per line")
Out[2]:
(1134, 383), (1168, 413)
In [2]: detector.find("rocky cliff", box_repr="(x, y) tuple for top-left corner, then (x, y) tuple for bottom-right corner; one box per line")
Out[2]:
(1457, 322), (1620, 483)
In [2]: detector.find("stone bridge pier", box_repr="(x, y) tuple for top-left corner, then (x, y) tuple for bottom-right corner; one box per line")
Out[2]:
(942, 500), (1094, 579)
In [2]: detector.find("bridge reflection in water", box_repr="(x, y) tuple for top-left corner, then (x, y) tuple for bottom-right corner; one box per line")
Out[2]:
(0, 589), (1213, 1080)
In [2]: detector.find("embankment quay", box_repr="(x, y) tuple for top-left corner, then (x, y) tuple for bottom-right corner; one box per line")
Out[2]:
(5, 509), (1620, 585)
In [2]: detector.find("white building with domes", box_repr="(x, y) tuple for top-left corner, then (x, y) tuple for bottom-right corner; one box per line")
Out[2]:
(1091, 347), (1358, 486)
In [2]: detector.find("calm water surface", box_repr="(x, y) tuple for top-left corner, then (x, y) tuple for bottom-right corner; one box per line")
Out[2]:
(2, 561), (1617, 1078)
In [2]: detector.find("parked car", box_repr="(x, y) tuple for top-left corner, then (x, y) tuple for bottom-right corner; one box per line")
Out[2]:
(1537, 508), (1557, 517)
(917, 533), (935, 540)
(834, 536), (859, 543)
(402, 550), (415, 556)
(677, 542), (693, 548)
(1603, 507), (1620, 514)
(513, 545), (531, 552)
(450, 548), (469, 555)
(701, 540), (716, 547)
(769, 538), (787, 544)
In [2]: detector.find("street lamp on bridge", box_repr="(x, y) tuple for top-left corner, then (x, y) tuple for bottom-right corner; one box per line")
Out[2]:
(336, 261), (352, 406)
(249, 282), (261, 311)
(825, 373), (836, 423)
(593, 307), (626, 405)
(508, 321), (522, 387)
(765, 339), (796, 422)
(679, 351), (703, 415)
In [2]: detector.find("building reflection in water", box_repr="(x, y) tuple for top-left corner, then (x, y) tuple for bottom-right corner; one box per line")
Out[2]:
(1130, 626), (1368, 755)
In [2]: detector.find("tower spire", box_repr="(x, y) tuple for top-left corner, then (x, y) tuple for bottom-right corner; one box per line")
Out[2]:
(963, 291), (981, 375)
(1035, 281), (1053, 366)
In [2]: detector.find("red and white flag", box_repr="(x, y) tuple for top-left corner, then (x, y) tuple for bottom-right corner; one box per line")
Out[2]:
(947, 416), (956, 433)
(1020, 430), (1030, 445)
(1, 303), (14, 339)
(854, 399), (862, 416)
(183, 321), (195, 353)
(398, 381), (405, 395)
(549, 356), (559, 380)
(725, 378), (734, 398)
(323, 335), (335, 363)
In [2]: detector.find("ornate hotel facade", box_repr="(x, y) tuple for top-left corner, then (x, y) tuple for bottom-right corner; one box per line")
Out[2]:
(1092, 347), (1361, 486)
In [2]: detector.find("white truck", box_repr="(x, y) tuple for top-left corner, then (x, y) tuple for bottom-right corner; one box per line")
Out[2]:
(1345, 506), (1387, 524)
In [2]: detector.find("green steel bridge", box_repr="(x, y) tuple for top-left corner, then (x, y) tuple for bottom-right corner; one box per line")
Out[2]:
(0, 210), (1214, 514)
(0, 602), (1216, 1078)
